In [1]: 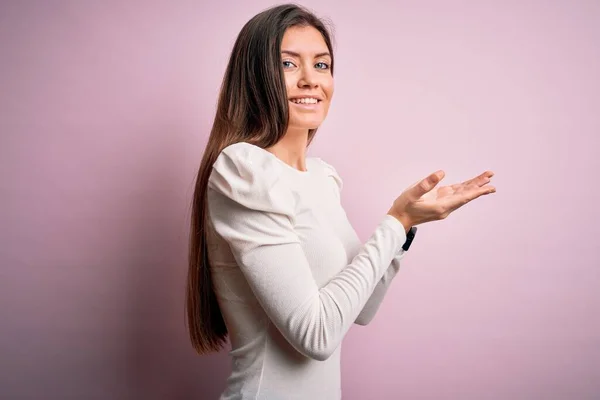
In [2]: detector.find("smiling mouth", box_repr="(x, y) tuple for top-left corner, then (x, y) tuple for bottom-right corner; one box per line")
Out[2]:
(289, 99), (322, 106)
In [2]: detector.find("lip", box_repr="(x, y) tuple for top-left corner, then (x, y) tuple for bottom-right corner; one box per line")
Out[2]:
(288, 96), (323, 110)
(288, 95), (324, 101)
(289, 100), (322, 110)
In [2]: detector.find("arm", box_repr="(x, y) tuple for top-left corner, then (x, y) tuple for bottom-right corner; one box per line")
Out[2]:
(354, 249), (406, 325)
(317, 158), (410, 326)
(207, 150), (407, 361)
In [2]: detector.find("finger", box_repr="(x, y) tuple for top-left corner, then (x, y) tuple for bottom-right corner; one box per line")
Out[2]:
(450, 177), (492, 192)
(462, 172), (492, 187)
(465, 185), (496, 202)
(410, 170), (445, 200)
(444, 185), (496, 211)
(462, 170), (494, 186)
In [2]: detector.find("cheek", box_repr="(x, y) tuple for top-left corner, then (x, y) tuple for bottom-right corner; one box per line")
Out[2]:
(323, 81), (333, 110)
(284, 76), (295, 96)
(324, 79), (334, 99)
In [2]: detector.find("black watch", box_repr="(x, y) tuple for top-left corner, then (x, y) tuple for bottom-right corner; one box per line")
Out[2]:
(402, 226), (417, 251)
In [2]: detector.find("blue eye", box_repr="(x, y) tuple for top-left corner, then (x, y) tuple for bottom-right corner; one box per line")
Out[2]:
(282, 60), (296, 68)
(315, 62), (330, 70)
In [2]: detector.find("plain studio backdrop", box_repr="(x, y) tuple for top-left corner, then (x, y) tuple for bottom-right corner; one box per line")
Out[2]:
(1, 1), (599, 399)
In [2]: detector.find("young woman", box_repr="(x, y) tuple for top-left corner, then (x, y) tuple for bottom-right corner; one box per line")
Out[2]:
(186, 4), (496, 399)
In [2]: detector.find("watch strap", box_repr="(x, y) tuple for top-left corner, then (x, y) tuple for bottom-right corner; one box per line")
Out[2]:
(402, 226), (417, 251)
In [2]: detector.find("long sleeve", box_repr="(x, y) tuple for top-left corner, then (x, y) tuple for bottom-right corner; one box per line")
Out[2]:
(318, 158), (408, 326)
(207, 145), (407, 361)
(354, 250), (406, 325)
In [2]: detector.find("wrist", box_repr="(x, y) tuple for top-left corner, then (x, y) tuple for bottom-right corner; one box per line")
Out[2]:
(387, 211), (412, 234)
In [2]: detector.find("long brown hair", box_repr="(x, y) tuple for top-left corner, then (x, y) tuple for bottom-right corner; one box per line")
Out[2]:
(186, 4), (336, 354)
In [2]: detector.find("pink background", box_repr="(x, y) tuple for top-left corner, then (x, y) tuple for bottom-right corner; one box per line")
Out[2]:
(2, 1), (599, 399)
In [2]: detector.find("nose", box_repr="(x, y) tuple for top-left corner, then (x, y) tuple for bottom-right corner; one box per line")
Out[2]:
(297, 66), (318, 88)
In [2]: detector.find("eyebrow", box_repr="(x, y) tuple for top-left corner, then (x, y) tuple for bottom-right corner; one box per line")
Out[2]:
(281, 50), (331, 59)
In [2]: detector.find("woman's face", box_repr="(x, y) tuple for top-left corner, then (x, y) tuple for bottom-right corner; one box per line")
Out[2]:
(281, 25), (334, 131)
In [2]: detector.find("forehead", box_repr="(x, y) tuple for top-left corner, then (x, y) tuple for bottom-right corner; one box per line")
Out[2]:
(281, 26), (329, 55)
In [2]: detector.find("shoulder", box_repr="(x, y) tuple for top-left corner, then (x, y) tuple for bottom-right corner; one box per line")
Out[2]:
(208, 142), (293, 213)
(312, 157), (343, 193)
(210, 142), (284, 185)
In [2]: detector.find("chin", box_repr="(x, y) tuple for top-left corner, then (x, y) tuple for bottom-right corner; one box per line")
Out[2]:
(292, 123), (321, 130)
(290, 117), (325, 130)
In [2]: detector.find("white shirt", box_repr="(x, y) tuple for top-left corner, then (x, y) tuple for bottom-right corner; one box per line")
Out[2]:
(206, 142), (408, 399)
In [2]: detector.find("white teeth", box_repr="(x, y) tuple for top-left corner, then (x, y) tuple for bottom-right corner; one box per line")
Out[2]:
(291, 98), (319, 104)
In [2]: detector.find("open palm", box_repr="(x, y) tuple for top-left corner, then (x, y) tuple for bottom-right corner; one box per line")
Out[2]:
(390, 170), (496, 227)
(420, 171), (495, 208)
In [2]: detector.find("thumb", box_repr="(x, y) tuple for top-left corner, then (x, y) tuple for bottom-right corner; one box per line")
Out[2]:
(409, 170), (445, 200)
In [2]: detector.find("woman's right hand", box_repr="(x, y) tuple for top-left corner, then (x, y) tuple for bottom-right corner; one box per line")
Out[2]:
(387, 170), (496, 231)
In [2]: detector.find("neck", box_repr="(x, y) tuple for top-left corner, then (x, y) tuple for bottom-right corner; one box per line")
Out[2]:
(266, 127), (309, 172)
